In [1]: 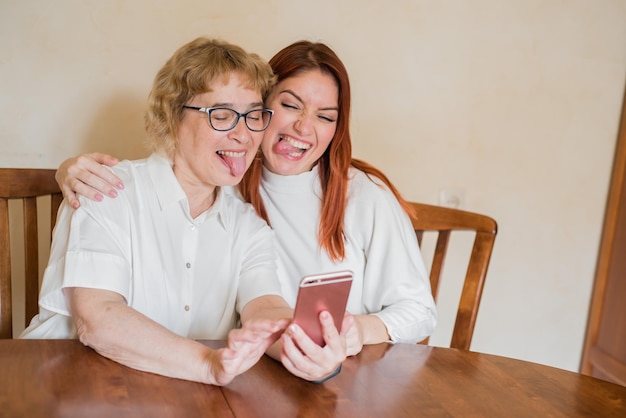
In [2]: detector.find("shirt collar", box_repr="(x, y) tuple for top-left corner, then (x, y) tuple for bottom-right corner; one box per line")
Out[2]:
(261, 164), (322, 198)
(147, 153), (186, 209)
(146, 153), (228, 229)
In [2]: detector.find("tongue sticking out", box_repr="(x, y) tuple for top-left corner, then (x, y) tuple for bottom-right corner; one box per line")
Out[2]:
(221, 154), (247, 177)
(275, 136), (311, 157)
(275, 140), (304, 155)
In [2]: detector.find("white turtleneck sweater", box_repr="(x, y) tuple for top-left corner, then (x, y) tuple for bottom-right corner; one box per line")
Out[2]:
(258, 165), (437, 344)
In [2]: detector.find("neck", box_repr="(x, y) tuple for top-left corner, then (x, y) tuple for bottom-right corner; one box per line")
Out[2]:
(172, 160), (218, 218)
(187, 187), (217, 218)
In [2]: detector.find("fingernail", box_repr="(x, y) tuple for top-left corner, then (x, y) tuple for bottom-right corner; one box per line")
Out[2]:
(117, 183), (124, 190)
(109, 190), (118, 198)
(95, 194), (103, 202)
(321, 311), (330, 319)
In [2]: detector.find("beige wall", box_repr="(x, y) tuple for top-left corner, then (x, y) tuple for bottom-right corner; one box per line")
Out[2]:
(1, 0), (625, 372)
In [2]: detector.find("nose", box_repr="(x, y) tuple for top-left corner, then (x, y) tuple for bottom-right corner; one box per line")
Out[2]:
(229, 116), (250, 143)
(294, 112), (313, 135)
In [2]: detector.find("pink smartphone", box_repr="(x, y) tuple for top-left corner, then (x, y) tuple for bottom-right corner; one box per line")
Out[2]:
(292, 270), (353, 346)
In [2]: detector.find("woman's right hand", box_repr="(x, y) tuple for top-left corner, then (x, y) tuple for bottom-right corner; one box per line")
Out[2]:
(56, 153), (123, 208)
(208, 318), (289, 385)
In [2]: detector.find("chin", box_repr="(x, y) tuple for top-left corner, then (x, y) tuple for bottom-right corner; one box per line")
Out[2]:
(267, 160), (308, 176)
(223, 176), (244, 186)
(212, 171), (244, 187)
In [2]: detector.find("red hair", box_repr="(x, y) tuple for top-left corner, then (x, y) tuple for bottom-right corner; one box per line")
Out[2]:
(239, 41), (414, 261)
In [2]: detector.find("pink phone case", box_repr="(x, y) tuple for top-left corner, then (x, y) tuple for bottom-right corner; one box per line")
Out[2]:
(292, 270), (353, 346)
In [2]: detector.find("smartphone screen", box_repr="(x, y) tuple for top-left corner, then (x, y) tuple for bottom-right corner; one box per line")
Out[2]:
(292, 270), (353, 346)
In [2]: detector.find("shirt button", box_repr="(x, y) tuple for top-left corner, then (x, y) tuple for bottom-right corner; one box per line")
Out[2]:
(184, 305), (190, 311)
(186, 262), (191, 269)
(190, 224), (196, 231)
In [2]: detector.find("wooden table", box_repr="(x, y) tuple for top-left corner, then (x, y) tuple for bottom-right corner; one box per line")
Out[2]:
(1, 339), (625, 417)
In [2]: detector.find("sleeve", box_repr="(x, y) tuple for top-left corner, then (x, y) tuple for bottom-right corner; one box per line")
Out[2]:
(234, 203), (283, 313)
(348, 175), (438, 343)
(38, 193), (133, 316)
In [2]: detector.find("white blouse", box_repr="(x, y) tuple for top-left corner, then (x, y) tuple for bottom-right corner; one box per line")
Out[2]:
(21, 153), (282, 340)
(259, 165), (437, 343)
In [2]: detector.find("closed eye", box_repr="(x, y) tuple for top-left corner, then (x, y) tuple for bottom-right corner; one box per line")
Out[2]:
(281, 102), (299, 110)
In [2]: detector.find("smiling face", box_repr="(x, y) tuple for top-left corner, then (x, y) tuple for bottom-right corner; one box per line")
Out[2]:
(260, 69), (339, 176)
(174, 72), (265, 192)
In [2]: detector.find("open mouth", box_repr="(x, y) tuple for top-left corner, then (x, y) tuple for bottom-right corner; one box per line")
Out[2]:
(216, 150), (246, 177)
(217, 150), (245, 158)
(278, 135), (311, 157)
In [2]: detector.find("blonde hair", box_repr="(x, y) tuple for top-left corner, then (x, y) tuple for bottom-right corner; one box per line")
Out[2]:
(144, 37), (276, 158)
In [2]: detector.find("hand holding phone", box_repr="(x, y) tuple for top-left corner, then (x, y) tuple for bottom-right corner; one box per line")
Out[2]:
(292, 270), (353, 346)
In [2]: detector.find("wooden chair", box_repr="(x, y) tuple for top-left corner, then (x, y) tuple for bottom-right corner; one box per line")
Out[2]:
(410, 201), (497, 350)
(0, 169), (62, 338)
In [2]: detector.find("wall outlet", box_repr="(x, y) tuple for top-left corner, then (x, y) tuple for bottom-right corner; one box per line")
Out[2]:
(438, 188), (465, 208)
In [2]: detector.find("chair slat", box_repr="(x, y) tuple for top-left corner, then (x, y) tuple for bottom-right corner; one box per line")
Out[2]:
(0, 199), (12, 339)
(429, 230), (450, 299)
(23, 197), (40, 326)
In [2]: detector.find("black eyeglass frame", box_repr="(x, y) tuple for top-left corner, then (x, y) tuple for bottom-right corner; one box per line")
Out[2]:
(182, 105), (274, 132)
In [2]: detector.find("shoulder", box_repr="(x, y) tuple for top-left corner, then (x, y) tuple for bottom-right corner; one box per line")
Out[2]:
(344, 166), (411, 226)
(343, 168), (416, 245)
(76, 158), (147, 214)
(346, 167), (396, 206)
(109, 158), (148, 184)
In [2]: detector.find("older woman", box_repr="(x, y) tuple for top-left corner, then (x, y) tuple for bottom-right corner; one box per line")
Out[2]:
(20, 37), (292, 386)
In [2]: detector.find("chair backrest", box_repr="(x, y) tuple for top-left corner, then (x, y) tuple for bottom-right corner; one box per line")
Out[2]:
(409, 201), (497, 350)
(0, 168), (62, 338)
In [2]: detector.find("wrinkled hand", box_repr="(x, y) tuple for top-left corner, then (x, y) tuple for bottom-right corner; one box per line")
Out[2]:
(207, 318), (289, 386)
(56, 152), (122, 208)
(279, 311), (354, 382)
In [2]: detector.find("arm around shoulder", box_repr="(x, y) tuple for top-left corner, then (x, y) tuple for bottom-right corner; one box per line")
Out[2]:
(56, 153), (124, 208)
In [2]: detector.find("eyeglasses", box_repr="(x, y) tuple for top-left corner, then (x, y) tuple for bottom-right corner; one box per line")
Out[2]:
(182, 106), (274, 132)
